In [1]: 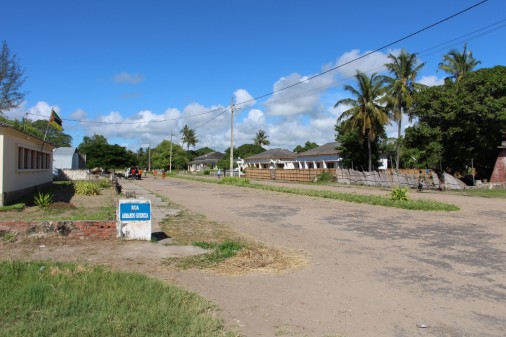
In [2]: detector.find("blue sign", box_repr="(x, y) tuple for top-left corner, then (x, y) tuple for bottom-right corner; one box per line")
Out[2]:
(119, 202), (151, 221)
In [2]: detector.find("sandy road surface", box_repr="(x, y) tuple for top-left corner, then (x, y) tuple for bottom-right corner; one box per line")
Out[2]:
(141, 177), (506, 337)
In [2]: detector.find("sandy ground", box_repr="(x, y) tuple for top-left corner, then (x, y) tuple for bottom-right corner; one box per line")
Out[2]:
(2, 177), (506, 337)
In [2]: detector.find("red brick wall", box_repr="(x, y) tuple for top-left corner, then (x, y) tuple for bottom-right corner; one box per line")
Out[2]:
(0, 221), (116, 238)
(490, 150), (506, 183)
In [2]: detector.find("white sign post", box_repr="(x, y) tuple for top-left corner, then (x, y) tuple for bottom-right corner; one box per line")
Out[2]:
(117, 199), (152, 240)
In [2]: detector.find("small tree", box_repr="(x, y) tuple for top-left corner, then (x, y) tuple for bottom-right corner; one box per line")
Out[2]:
(0, 41), (26, 114)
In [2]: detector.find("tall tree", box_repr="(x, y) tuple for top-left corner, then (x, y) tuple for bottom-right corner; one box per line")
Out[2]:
(438, 43), (480, 83)
(180, 124), (198, 150)
(77, 134), (136, 169)
(0, 41), (26, 114)
(252, 129), (270, 146)
(334, 71), (389, 171)
(384, 49), (425, 170)
(405, 66), (506, 179)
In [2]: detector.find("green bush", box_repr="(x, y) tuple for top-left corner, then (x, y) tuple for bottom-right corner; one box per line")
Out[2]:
(390, 186), (409, 201)
(203, 170), (211, 175)
(97, 179), (111, 188)
(316, 171), (334, 183)
(34, 192), (54, 208)
(73, 181), (101, 196)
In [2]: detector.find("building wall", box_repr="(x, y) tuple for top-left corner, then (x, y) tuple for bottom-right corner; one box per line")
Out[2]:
(0, 130), (54, 206)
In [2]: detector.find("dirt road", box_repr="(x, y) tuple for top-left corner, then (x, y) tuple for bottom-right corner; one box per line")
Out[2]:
(138, 177), (506, 337)
(2, 177), (505, 337)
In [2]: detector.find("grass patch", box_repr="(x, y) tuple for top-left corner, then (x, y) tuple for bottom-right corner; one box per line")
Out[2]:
(160, 206), (306, 274)
(452, 188), (506, 198)
(170, 241), (246, 269)
(176, 175), (460, 211)
(0, 260), (236, 337)
(0, 203), (25, 212)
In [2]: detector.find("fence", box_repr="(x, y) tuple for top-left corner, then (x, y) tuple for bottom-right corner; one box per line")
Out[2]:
(244, 168), (468, 190)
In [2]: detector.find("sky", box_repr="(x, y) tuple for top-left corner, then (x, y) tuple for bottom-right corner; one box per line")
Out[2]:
(2, 0), (505, 153)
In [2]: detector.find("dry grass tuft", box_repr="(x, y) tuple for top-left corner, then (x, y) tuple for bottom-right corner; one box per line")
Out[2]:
(212, 244), (307, 275)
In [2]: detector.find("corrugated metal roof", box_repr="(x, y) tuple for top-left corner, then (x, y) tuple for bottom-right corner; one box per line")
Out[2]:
(189, 151), (224, 164)
(245, 148), (296, 160)
(296, 142), (341, 157)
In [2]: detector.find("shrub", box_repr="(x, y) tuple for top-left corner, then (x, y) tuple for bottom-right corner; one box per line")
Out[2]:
(203, 170), (211, 175)
(97, 179), (111, 188)
(316, 171), (334, 183)
(73, 181), (101, 196)
(390, 186), (409, 201)
(0, 203), (25, 212)
(34, 192), (54, 208)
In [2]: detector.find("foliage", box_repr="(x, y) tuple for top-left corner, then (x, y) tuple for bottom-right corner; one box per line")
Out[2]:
(383, 49), (425, 169)
(33, 192), (54, 208)
(405, 66), (506, 178)
(252, 129), (270, 146)
(0, 115), (72, 147)
(0, 203), (25, 212)
(150, 140), (188, 170)
(217, 144), (264, 169)
(438, 43), (480, 83)
(203, 169), (211, 175)
(335, 121), (382, 170)
(316, 171), (334, 183)
(0, 41), (26, 114)
(390, 186), (409, 201)
(0, 261), (235, 337)
(1, 231), (17, 242)
(181, 124), (198, 150)
(293, 141), (318, 153)
(73, 181), (101, 196)
(97, 179), (111, 188)
(334, 71), (389, 171)
(77, 134), (137, 169)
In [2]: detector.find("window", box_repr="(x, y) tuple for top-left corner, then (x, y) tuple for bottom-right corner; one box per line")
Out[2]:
(17, 146), (51, 170)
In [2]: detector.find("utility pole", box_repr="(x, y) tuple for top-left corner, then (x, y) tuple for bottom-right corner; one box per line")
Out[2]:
(148, 145), (151, 171)
(169, 131), (173, 173)
(229, 98), (234, 177)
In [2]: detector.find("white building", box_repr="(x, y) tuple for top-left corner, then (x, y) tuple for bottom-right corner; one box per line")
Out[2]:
(295, 142), (342, 169)
(0, 122), (56, 206)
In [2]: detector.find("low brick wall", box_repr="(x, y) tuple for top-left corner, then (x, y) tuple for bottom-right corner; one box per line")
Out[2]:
(0, 220), (116, 239)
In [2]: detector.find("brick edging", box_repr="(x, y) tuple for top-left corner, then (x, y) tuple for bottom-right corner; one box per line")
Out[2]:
(0, 220), (116, 238)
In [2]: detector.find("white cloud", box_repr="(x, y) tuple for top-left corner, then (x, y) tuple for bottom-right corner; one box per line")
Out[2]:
(419, 75), (444, 87)
(334, 49), (393, 78)
(234, 89), (256, 109)
(71, 109), (87, 120)
(113, 72), (144, 84)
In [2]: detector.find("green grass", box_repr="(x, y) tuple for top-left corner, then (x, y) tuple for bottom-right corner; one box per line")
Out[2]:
(168, 241), (246, 269)
(175, 175), (460, 211)
(0, 260), (237, 337)
(452, 188), (506, 198)
(0, 203), (25, 212)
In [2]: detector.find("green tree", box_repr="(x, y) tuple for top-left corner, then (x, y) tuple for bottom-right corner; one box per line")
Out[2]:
(293, 141), (318, 153)
(77, 134), (136, 169)
(334, 71), (389, 171)
(0, 115), (72, 147)
(438, 43), (480, 83)
(187, 147), (215, 163)
(180, 124), (198, 151)
(405, 66), (506, 178)
(151, 140), (188, 170)
(384, 49), (425, 170)
(335, 121), (382, 170)
(0, 41), (26, 114)
(252, 129), (270, 146)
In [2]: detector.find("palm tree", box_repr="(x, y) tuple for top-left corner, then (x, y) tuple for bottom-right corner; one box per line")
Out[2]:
(384, 49), (425, 170)
(253, 129), (270, 146)
(438, 43), (480, 83)
(334, 71), (389, 171)
(180, 124), (198, 150)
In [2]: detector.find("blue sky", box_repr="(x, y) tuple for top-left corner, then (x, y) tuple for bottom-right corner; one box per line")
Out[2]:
(2, 0), (505, 152)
